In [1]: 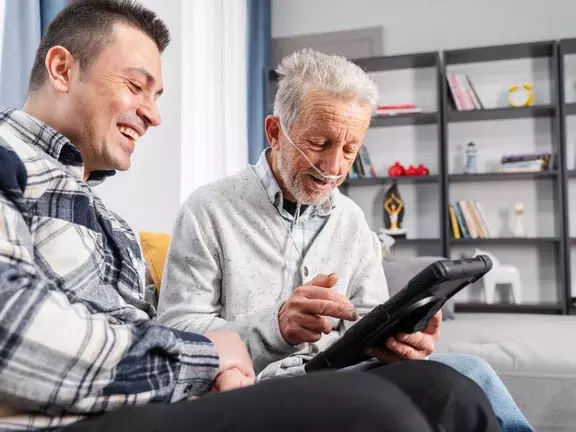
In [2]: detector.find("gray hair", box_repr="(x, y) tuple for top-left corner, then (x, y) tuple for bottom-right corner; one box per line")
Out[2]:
(273, 49), (379, 131)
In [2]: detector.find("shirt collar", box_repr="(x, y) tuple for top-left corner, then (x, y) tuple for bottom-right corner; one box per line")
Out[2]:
(0, 107), (115, 185)
(252, 148), (338, 217)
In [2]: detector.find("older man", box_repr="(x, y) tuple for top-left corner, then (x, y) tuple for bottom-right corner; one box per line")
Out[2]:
(158, 49), (533, 431)
(0, 1), (490, 431)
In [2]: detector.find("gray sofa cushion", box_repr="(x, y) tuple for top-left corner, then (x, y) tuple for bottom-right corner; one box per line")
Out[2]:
(437, 313), (576, 375)
(383, 256), (455, 319)
(500, 373), (576, 432)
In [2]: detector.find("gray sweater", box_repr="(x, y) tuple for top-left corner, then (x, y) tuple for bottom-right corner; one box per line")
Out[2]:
(157, 166), (389, 378)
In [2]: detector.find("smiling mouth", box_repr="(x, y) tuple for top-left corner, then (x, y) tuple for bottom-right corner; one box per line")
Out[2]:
(309, 174), (331, 187)
(118, 125), (141, 143)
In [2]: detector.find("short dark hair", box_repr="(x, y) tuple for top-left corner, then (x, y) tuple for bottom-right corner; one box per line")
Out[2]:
(29, 0), (170, 92)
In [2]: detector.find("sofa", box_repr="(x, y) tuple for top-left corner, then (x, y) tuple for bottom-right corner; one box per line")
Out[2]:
(384, 256), (576, 432)
(140, 233), (576, 431)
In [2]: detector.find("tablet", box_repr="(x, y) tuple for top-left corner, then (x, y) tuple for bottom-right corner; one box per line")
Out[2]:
(304, 255), (493, 371)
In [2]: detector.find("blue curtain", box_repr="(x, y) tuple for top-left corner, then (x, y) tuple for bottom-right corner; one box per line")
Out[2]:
(247, 0), (271, 164)
(0, 0), (67, 108)
(40, 0), (68, 35)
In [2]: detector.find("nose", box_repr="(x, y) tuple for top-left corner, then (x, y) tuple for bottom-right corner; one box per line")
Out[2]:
(318, 147), (344, 175)
(138, 99), (161, 128)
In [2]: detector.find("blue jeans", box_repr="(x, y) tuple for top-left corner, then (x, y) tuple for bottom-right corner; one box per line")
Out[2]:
(431, 353), (533, 432)
(342, 354), (533, 432)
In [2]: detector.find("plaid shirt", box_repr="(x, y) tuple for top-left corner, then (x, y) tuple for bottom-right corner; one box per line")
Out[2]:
(0, 108), (218, 431)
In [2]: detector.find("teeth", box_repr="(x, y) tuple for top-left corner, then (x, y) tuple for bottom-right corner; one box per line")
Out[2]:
(118, 126), (140, 142)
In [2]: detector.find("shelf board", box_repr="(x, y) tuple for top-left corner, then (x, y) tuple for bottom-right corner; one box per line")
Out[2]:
(449, 171), (557, 182)
(371, 112), (437, 127)
(394, 238), (440, 246)
(568, 170), (576, 178)
(445, 41), (555, 65)
(566, 103), (576, 116)
(344, 175), (439, 186)
(353, 52), (438, 72)
(450, 237), (560, 246)
(455, 303), (564, 314)
(448, 105), (554, 122)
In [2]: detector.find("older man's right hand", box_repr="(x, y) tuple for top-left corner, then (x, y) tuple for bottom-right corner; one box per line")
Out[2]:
(278, 273), (359, 346)
(204, 331), (255, 391)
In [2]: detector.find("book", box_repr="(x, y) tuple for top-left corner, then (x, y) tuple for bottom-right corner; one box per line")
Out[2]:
(474, 201), (492, 238)
(458, 200), (479, 238)
(449, 205), (461, 239)
(453, 202), (470, 239)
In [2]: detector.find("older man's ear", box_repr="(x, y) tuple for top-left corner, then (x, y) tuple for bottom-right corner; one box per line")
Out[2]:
(264, 115), (282, 149)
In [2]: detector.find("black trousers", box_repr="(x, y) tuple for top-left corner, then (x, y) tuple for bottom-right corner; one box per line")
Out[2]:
(62, 360), (499, 432)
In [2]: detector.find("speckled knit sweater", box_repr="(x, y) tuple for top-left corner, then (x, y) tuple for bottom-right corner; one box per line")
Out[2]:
(157, 153), (388, 379)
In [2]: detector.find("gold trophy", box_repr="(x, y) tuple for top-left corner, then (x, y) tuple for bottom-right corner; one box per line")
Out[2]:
(383, 183), (407, 238)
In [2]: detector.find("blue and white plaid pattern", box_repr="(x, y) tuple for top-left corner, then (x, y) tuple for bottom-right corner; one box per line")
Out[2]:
(253, 149), (338, 258)
(0, 108), (219, 431)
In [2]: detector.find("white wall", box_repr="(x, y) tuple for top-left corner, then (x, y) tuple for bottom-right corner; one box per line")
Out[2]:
(272, 0), (576, 54)
(96, 0), (183, 234)
(0, 0), (5, 87)
(96, 0), (248, 234)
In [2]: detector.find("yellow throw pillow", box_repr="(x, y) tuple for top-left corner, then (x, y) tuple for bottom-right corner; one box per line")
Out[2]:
(139, 231), (171, 294)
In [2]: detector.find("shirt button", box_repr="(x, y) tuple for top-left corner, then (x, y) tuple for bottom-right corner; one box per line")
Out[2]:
(303, 266), (309, 277)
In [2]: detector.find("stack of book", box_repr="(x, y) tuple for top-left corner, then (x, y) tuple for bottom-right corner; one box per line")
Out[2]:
(449, 200), (491, 240)
(375, 104), (422, 116)
(499, 152), (551, 173)
(348, 147), (377, 179)
(447, 73), (483, 111)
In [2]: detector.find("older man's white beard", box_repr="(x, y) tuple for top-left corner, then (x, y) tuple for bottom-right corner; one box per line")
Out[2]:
(277, 151), (335, 205)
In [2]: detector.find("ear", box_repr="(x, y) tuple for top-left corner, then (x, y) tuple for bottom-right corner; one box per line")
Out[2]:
(44, 46), (77, 93)
(264, 115), (282, 150)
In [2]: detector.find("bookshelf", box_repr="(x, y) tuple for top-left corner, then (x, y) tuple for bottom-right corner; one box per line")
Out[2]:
(342, 51), (445, 257)
(559, 38), (576, 314)
(266, 40), (574, 314)
(443, 40), (566, 314)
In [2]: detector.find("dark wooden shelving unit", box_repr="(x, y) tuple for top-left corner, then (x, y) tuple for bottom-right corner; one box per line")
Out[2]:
(442, 40), (569, 315)
(266, 39), (574, 314)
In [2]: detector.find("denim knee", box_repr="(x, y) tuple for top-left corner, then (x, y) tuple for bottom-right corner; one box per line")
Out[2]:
(431, 353), (498, 388)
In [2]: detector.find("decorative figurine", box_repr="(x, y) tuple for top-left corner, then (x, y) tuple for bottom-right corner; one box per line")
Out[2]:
(405, 165), (419, 176)
(513, 203), (526, 237)
(406, 164), (430, 176)
(383, 183), (407, 238)
(473, 248), (522, 304)
(464, 141), (477, 174)
(388, 161), (405, 177)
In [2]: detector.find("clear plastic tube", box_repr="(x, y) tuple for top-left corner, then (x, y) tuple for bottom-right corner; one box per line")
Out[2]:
(280, 122), (344, 181)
